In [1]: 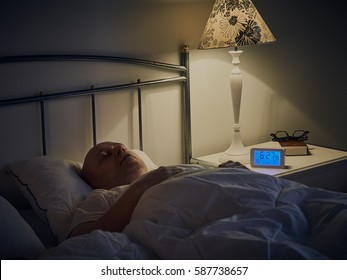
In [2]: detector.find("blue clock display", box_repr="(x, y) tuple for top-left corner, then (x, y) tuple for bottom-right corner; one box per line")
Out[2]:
(250, 148), (285, 168)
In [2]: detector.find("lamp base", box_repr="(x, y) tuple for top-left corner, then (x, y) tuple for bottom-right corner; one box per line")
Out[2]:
(218, 126), (249, 163)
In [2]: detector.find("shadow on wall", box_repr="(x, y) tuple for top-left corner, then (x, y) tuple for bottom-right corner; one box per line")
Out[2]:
(0, 0), (214, 57)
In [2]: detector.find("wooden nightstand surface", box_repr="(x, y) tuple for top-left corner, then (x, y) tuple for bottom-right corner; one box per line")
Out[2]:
(191, 142), (347, 191)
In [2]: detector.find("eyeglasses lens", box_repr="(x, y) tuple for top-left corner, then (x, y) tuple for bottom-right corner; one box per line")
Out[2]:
(275, 131), (289, 141)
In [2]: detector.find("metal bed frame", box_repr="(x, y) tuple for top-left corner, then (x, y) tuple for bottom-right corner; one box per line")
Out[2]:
(0, 46), (192, 163)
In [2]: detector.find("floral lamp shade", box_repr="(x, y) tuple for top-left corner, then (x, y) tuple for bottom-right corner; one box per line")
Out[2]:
(198, 0), (276, 49)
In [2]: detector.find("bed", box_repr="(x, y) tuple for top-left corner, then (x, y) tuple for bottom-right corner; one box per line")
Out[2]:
(1, 49), (347, 260)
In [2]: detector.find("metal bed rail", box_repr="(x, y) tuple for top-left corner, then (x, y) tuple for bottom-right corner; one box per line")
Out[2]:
(0, 47), (192, 163)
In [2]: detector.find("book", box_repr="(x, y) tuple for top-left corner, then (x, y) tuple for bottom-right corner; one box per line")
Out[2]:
(278, 140), (309, 156)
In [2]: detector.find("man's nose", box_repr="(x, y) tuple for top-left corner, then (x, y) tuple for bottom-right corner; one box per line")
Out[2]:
(113, 144), (126, 155)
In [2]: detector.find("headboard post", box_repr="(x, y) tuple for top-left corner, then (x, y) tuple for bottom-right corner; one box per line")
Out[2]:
(181, 45), (192, 164)
(90, 91), (97, 146)
(137, 79), (144, 151)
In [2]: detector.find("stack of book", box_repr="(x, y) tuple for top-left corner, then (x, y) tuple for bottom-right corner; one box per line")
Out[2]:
(277, 140), (309, 156)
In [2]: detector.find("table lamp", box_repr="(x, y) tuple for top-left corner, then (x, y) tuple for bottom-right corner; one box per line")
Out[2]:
(198, 0), (276, 163)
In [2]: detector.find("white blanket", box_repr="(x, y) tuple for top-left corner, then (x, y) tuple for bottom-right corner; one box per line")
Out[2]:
(41, 168), (347, 259)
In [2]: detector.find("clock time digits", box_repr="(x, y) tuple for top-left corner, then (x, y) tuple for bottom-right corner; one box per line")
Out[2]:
(250, 148), (285, 168)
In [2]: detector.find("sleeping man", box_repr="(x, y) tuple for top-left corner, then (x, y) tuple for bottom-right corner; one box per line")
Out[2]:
(69, 141), (245, 238)
(69, 142), (184, 237)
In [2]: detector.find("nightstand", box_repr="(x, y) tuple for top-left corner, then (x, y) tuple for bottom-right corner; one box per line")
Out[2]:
(191, 141), (347, 192)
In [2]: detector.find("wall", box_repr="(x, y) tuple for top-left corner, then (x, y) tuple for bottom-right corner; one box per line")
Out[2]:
(1, 0), (346, 171)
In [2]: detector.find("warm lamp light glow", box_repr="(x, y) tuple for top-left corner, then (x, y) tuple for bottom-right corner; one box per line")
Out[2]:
(198, 0), (275, 163)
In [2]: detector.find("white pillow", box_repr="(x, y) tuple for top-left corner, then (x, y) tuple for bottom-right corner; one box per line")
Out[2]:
(0, 196), (45, 259)
(6, 156), (92, 243)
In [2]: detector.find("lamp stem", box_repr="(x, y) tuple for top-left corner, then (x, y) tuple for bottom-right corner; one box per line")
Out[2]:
(219, 49), (248, 162)
(230, 50), (242, 125)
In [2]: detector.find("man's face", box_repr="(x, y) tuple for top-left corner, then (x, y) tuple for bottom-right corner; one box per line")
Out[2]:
(82, 142), (148, 189)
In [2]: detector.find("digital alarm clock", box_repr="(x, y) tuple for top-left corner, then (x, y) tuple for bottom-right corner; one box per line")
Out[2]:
(250, 148), (285, 169)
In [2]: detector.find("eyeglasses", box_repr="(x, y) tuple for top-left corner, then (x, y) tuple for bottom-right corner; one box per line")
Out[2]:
(270, 130), (309, 142)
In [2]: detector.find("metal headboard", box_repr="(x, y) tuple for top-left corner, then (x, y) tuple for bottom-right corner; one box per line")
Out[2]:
(0, 46), (192, 163)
